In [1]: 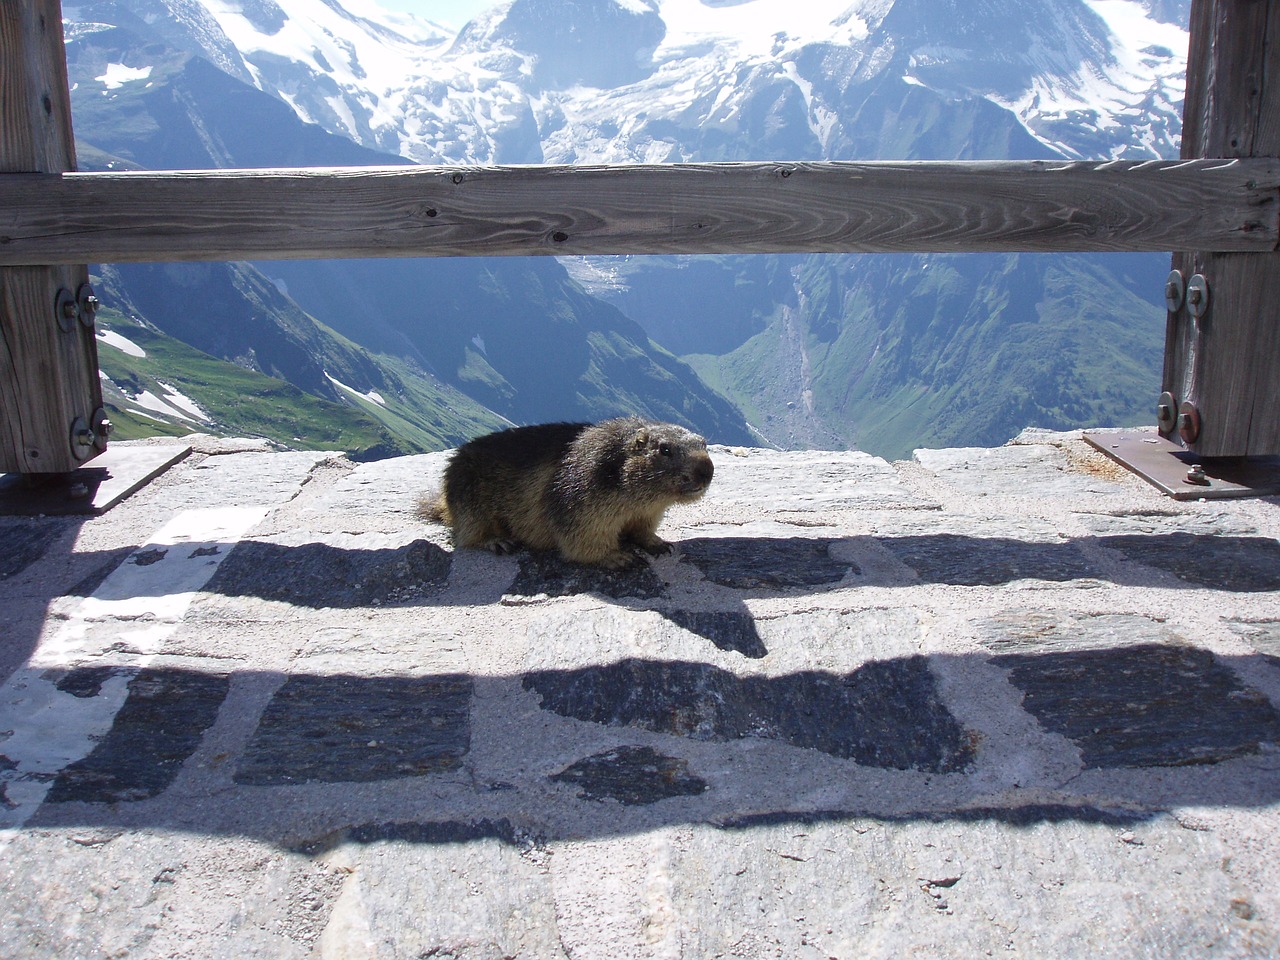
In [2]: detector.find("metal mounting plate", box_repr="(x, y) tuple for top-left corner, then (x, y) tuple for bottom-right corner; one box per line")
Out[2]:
(0, 443), (192, 516)
(1083, 430), (1280, 500)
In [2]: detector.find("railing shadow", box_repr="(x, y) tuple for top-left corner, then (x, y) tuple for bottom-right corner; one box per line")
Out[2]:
(199, 529), (1280, 662)
(4, 525), (1280, 851)
(22, 642), (1280, 851)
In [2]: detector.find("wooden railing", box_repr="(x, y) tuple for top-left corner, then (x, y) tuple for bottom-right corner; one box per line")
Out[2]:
(1, 0), (1277, 473)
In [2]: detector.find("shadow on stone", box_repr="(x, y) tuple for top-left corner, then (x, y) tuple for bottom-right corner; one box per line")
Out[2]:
(0, 520), (64, 580)
(235, 674), (472, 785)
(881, 534), (1096, 585)
(660, 609), (768, 659)
(678, 537), (856, 588)
(29, 643), (1280, 845)
(206, 539), (451, 607)
(508, 549), (667, 599)
(994, 643), (1280, 768)
(45, 668), (230, 804)
(551, 745), (709, 805)
(1098, 533), (1280, 592)
(522, 657), (976, 774)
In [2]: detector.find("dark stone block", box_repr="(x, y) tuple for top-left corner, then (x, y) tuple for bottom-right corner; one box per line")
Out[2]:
(235, 674), (472, 785)
(661, 609), (768, 658)
(882, 534), (1095, 585)
(509, 549), (668, 599)
(678, 537), (855, 588)
(0, 521), (60, 580)
(45, 668), (230, 804)
(1100, 534), (1280, 592)
(551, 745), (708, 805)
(523, 657), (975, 773)
(206, 538), (451, 607)
(994, 643), (1280, 768)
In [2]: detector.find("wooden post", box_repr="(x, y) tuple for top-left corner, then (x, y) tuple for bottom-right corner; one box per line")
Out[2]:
(0, 0), (105, 474)
(1164, 0), (1280, 456)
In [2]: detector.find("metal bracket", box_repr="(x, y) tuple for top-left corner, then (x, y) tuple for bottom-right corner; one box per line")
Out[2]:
(1083, 430), (1280, 500)
(0, 442), (192, 515)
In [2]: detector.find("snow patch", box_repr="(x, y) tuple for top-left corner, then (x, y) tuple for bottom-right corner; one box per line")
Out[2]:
(326, 372), (387, 407)
(96, 328), (146, 358)
(157, 382), (211, 422)
(96, 62), (152, 89)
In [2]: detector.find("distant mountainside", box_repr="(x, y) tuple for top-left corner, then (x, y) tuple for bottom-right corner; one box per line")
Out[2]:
(61, 0), (1191, 457)
(92, 303), (482, 458)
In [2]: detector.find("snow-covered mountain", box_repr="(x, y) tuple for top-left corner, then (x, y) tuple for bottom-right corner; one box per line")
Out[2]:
(102, 0), (1186, 165)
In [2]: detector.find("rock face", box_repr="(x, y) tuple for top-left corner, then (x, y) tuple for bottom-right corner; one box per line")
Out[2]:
(1, 428), (1279, 958)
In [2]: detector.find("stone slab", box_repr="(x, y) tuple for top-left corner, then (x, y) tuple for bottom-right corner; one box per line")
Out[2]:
(914, 442), (1128, 497)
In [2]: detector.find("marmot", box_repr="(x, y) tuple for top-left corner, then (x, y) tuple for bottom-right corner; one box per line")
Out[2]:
(420, 417), (714, 568)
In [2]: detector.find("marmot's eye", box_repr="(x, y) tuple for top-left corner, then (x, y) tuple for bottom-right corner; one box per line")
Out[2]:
(658, 442), (673, 456)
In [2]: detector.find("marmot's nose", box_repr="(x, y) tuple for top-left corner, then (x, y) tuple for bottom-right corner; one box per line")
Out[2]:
(692, 456), (714, 486)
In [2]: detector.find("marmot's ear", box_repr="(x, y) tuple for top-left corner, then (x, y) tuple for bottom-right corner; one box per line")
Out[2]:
(632, 428), (650, 449)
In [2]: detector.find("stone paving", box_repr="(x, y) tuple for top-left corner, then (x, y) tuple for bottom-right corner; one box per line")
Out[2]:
(1, 429), (1278, 958)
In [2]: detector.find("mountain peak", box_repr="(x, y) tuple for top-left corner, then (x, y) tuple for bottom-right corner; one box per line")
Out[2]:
(454, 0), (665, 89)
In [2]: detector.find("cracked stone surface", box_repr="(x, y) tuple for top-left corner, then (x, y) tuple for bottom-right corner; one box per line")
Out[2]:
(1, 432), (1279, 959)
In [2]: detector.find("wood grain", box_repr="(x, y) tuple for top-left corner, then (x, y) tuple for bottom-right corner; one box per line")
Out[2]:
(1167, 0), (1280, 457)
(0, 0), (101, 474)
(1, 159), (1276, 265)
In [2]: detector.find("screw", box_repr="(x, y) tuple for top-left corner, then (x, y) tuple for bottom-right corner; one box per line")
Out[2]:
(61, 299), (79, 320)
(1187, 287), (1202, 306)
(75, 428), (95, 447)
(1156, 391), (1178, 432)
(1178, 401), (1201, 444)
(1184, 464), (1210, 486)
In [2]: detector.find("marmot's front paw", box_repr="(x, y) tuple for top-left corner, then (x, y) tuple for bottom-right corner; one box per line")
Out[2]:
(602, 549), (644, 569)
(483, 538), (521, 556)
(630, 535), (673, 556)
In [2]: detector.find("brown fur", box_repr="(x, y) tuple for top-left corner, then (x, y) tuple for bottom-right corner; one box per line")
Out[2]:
(420, 418), (714, 568)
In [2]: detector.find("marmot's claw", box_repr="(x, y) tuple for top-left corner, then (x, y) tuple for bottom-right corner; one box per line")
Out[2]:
(487, 538), (521, 555)
(598, 551), (640, 570)
(635, 538), (673, 556)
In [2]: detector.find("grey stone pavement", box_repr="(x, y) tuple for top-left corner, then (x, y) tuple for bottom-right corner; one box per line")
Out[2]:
(1, 428), (1279, 958)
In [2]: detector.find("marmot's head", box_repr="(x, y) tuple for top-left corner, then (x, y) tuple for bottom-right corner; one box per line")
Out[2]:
(621, 421), (714, 503)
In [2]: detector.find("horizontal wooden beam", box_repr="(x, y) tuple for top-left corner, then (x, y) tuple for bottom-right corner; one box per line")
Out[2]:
(0, 159), (1277, 265)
